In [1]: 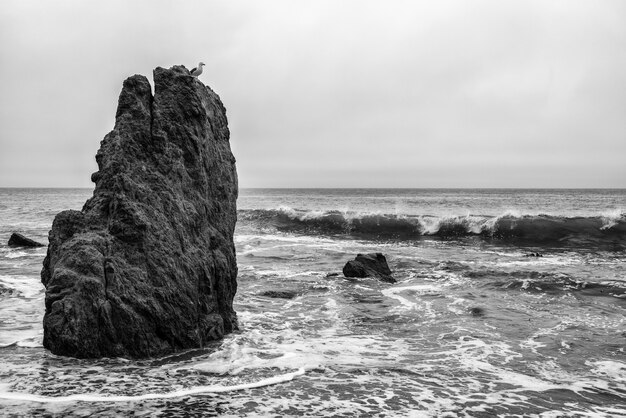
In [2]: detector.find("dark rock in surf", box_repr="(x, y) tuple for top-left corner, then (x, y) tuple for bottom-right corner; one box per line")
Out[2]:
(0, 283), (14, 296)
(259, 290), (299, 299)
(40, 66), (238, 358)
(8, 232), (44, 247)
(343, 253), (395, 283)
(468, 307), (485, 317)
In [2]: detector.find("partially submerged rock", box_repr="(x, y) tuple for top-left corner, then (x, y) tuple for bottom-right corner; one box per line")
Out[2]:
(343, 253), (395, 283)
(0, 282), (14, 296)
(41, 66), (238, 358)
(259, 290), (299, 299)
(468, 307), (485, 317)
(8, 232), (44, 247)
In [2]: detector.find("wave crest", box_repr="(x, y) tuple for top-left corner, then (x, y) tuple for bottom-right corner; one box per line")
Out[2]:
(238, 208), (626, 247)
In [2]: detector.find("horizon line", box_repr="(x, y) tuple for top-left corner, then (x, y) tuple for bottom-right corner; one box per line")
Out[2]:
(1, 186), (625, 191)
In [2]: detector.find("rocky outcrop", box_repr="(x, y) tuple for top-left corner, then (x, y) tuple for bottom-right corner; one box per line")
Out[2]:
(8, 233), (44, 247)
(343, 253), (395, 283)
(40, 66), (238, 358)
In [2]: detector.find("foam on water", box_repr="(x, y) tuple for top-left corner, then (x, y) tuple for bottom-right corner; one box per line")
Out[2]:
(399, 333), (625, 416)
(0, 335), (44, 349)
(235, 233), (336, 245)
(5, 251), (30, 259)
(2, 188), (626, 416)
(0, 368), (305, 403)
(381, 284), (442, 314)
(0, 246), (47, 259)
(0, 274), (44, 299)
(600, 209), (624, 230)
(591, 360), (626, 382)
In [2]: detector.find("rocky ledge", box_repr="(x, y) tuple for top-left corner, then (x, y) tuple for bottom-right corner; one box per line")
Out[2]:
(41, 66), (238, 358)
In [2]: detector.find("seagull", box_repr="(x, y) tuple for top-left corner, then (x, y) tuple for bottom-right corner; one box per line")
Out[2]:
(190, 62), (205, 77)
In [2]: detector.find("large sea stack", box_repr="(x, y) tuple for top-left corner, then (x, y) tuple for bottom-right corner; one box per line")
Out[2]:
(41, 66), (238, 358)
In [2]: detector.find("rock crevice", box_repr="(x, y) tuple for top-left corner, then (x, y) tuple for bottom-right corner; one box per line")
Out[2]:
(41, 66), (238, 358)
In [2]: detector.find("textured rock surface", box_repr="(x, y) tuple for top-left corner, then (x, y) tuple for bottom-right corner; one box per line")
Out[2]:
(343, 253), (395, 283)
(8, 232), (44, 247)
(41, 66), (238, 358)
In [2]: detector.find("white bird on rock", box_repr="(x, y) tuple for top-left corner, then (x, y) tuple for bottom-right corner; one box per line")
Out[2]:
(190, 62), (205, 77)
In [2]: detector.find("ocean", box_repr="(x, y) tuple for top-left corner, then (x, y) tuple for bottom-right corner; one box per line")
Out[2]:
(0, 188), (625, 417)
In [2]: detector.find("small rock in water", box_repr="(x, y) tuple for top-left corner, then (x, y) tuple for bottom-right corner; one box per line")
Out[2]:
(469, 307), (485, 317)
(343, 253), (395, 283)
(259, 290), (299, 299)
(0, 283), (14, 296)
(8, 232), (44, 247)
(325, 272), (339, 278)
(524, 252), (543, 257)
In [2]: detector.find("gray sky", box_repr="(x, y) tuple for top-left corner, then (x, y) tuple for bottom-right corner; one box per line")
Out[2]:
(1, 0), (625, 188)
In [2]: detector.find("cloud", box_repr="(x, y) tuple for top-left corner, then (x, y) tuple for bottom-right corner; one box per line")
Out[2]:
(1, 0), (624, 187)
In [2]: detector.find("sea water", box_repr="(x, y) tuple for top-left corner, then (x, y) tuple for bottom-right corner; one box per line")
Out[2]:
(0, 188), (625, 417)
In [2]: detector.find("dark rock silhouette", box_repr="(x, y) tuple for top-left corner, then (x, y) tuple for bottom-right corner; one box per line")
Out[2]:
(469, 307), (485, 317)
(0, 282), (14, 296)
(259, 290), (299, 299)
(8, 232), (44, 247)
(343, 253), (395, 283)
(41, 66), (238, 358)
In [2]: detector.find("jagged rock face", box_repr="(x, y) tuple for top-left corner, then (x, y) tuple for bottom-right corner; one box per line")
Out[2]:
(41, 66), (238, 358)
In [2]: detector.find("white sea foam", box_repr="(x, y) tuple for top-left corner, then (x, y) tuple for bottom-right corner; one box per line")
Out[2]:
(0, 275), (44, 298)
(192, 331), (400, 378)
(299, 209), (329, 221)
(0, 336), (44, 349)
(600, 209), (624, 230)
(380, 283), (451, 319)
(184, 330), (324, 376)
(2, 247), (47, 258)
(0, 368), (305, 403)
(446, 297), (470, 315)
(591, 360), (626, 382)
(428, 335), (618, 402)
(15, 337), (43, 348)
(5, 251), (29, 259)
(187, 299), (411, 381)
(236, 233), (335, 246)
(277, 205), (298, 218)
(381, 284), (441, 310)
(485, 256), (578, 267)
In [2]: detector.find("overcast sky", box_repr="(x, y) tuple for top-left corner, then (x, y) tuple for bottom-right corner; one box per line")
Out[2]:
(1, 0), (625, 188)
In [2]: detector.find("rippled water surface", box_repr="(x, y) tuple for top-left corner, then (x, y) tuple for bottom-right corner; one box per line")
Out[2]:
(1, 188), (625, 417)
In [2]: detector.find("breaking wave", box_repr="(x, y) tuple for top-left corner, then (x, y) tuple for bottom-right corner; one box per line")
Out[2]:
(238, 207), (626, 247)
